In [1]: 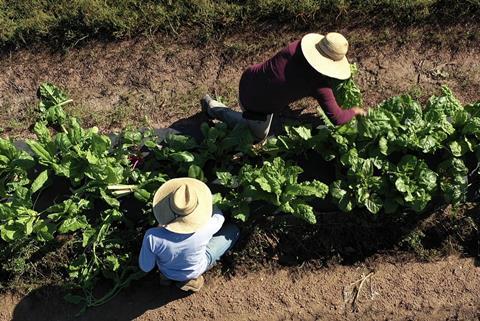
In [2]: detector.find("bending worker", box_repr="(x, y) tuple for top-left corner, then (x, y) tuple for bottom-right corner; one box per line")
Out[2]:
(201, 32), (366, 141)
(138, 178), (239, 292)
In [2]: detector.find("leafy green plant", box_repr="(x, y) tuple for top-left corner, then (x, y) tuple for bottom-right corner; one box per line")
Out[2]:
(333, 63), (363, 109)
(216, 157), (328, 224)
(2, 78), (480, 313)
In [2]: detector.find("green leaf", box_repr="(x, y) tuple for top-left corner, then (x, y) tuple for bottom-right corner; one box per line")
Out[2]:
(169, 151), (195, 162)
(221, 124), (255, 153)
(55, 133), (72, 151)
(26, 140), (54, 163)
(449, 141), (463, 157)
(91, 134), (111, 154)
(67, 254), (87, 279)
(212, 193), (226, 207)
(333, 63), (363, 108)
(33, 220), (56, 242)
(364, 194), (382, 214)
(105, 255), (120, 271)
(216, 171), (235, 187)
(462, 117), (480, 135)
(379, 137), (389, 155)
(188, 164), (205, 181)
(144, 140), (157, 149)
(45, 105), (67, 125)
(82, 228), (96, 247)
(85, 151), (99, 165)
(395, 178), (409, 193)
(1, 222), (24, 242)
(21, 216), (36, 235)
(255, 177), (272, 193)
(285, 181), (328, 199)
(285, 125), (312, 141)
(418, 168), (438, 191)
(39, 83), (69, 105)
(134, 189), (151, 203)
(66, 118), (84, 144)
(330, 181), (353, 212)
(31, 170), (49, 194)
(58, 215), (89, 233)
(340, 148), (358, 167)
(33, 122), (52, 143)
(123, 130), (142, 145)
(100, 189), (120, 208)
(165, 133), (198, 150)
(292, 203), (316, 224)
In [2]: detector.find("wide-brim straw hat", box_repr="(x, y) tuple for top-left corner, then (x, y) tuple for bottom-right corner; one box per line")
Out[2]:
(301, 32), (351, 80)
(153, 177), (212, 234)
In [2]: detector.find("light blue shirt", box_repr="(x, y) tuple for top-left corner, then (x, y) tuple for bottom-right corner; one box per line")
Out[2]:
(138, 208), (225, 281)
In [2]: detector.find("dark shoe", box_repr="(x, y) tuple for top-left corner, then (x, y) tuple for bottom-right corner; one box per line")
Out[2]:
(200, 94), (214, 119)
(176, 275), (204, 292)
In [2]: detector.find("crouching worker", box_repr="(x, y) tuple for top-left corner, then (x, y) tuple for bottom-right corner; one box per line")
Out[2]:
(201, 32), (366, 142)
(138, 178), (239, 292)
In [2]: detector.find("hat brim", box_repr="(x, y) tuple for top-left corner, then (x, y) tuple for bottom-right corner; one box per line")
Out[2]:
(301, 33), (351, 80)
(152, 178), (212, 234)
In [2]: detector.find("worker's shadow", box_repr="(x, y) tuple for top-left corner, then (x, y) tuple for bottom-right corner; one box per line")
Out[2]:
(168, 106), (323, 140)
(10, 274), (190, 321)
(169, 111), (207, 139)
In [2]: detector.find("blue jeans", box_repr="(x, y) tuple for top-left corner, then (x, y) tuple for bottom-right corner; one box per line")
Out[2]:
(207, 99), (273, 141)
(205, 223), (240, 269)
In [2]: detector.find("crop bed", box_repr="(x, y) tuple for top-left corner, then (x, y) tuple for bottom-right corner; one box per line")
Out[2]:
(1, 78), (480, 313)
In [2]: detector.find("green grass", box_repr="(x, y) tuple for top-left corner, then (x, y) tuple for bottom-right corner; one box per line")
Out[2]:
(0, 0), (479, 50)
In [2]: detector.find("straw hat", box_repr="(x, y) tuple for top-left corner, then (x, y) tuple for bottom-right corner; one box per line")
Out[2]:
(300, 32), (351, 80)
(153, 178), (213, 234)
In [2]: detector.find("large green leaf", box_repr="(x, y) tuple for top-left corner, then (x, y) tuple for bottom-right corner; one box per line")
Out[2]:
(58, 215), (89, 233)
(0, 222), (24, 242)
(285, 180), (328, 198)
(292, 203), (316, 224)
(26, 140), (54, 164)
(330, 181), (353, 212)
(100, 189), (120, 208)
(31, 170), (49, 194)
(188, 164), (205, 181)
(33, 220), (56, 242)
(364, 194), (382, 214)
(169, 151), (195, 162)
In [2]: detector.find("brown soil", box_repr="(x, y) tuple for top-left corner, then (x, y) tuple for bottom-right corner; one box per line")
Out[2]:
(1, 256), (479, 321)
(1, 26), (480, 320)
(1, 27), (479, 138)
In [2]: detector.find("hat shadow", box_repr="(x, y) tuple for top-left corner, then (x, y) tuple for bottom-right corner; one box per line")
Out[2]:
(10, 274), (190, 321)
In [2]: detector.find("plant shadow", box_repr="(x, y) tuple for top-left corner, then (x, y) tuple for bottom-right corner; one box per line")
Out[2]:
(232, 203), (480, 270)
(10, 274), (190, 321)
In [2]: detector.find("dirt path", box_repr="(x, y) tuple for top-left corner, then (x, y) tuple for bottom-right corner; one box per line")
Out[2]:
(1, 256), (479, 321)
(1, 28), (480, 138)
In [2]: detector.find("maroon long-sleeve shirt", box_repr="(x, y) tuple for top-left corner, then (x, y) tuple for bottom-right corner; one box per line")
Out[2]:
(239, 40), (355, 125)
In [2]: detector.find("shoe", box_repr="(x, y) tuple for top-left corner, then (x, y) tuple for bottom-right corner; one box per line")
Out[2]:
(200, 95), (214, 119)
(176, 275), (204, 292)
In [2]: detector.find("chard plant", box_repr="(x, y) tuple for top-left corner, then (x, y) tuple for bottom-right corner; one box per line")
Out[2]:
(1, 77), (480, 314)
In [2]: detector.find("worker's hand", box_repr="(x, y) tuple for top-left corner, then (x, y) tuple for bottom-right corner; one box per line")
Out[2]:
(351, 107), (368, 117)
